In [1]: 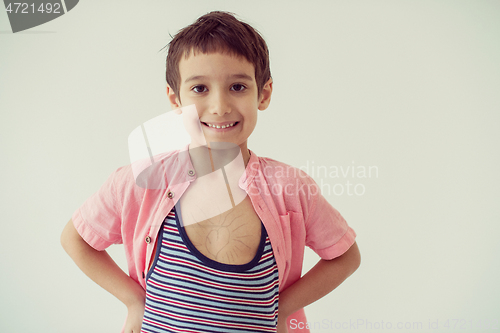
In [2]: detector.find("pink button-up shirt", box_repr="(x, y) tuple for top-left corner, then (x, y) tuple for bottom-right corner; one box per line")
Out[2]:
(72, 149), (356, 333)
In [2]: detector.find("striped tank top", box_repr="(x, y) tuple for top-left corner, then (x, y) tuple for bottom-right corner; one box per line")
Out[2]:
(141, 206), (279, 333)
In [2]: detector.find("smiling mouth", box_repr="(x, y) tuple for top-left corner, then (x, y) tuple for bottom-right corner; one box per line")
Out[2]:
(202, 122), (239, 129)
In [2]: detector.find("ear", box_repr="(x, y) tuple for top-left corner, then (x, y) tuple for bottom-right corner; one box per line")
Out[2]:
(258, 78), (273, 111)
(166, 84), (182, 110)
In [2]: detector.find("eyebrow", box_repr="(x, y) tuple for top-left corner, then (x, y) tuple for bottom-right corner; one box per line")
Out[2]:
(184, 73), (254, 83)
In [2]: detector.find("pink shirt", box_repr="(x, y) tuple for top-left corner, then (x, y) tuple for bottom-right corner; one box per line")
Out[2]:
(72, 149), (356, 333)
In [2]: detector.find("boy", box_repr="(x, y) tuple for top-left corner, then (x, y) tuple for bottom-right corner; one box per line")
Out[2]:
(61, 11), (360, 333)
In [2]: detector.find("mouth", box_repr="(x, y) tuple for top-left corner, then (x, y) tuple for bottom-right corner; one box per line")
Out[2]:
(201, 121), (239, 130)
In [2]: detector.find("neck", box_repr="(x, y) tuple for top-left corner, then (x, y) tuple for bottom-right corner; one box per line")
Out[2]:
(188, 143), (249, 175)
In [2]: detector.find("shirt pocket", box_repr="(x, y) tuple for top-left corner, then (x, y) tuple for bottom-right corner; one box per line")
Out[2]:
(278, 211), (304, 272)
(278, 213), (292, 259)
(279, 210), (306, 251)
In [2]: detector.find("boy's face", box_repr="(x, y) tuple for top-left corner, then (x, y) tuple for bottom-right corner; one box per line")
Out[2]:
(167, 51), (272, 158)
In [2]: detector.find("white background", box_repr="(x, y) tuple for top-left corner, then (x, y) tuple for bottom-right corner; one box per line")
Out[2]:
(1, 1), (499, 332)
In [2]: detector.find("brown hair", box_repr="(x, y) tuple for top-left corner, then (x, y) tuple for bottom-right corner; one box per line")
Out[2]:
(165, 11), (271, 100)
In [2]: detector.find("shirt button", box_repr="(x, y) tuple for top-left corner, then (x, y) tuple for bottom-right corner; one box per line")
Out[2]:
(167, 191), (174, 199)
(145, 236), (151, 244)
(188, 169), (195, 177)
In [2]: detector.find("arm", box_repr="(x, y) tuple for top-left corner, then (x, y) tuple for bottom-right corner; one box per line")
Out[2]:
(60, 219), (146, 333)
(277, 242), (361, 333)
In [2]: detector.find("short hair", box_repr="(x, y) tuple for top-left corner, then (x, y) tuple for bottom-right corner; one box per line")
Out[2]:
(165, 11), (271, 100)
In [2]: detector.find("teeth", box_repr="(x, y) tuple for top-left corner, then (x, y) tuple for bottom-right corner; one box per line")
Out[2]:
(206, 122), (236, 129)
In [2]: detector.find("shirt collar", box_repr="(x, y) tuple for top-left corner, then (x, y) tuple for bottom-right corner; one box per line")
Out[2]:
(138, 146), (259, 191)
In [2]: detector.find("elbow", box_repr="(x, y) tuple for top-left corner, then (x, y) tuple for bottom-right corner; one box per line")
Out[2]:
(60, 219), (78, 254)
(353, 249), (361, 273)
(60, 223), (70, 252)
(348, 242), (361, 275)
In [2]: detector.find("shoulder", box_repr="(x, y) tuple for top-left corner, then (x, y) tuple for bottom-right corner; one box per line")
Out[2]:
(252, 155), (320, 210)
(106, 151), (175, 199)
(249, 155), (327, 224)
(103, 164), (143, 206)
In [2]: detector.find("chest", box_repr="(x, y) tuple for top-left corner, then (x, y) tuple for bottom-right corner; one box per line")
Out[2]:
(182, 196), (262, 265)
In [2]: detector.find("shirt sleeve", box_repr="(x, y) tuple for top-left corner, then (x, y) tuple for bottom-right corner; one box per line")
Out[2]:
(303, 179), (356, 260)
(72, 169), (124, 251)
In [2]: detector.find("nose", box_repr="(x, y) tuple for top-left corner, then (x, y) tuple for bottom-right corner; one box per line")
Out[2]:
(208, 90), (231, 116)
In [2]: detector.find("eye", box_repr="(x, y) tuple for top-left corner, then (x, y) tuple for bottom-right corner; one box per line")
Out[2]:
(192, 85), (208, 93)
(231, 84), (247, 92)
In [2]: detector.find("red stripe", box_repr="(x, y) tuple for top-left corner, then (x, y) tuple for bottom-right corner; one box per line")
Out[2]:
(162, 241), (188, 251)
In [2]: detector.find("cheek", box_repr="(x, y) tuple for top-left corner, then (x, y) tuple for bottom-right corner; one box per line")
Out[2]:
(179, 92), (205, 114)
(244, 110), (258, 129)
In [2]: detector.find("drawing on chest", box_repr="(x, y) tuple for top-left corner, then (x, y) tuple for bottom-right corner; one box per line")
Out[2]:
(183, 198), (262, 265)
